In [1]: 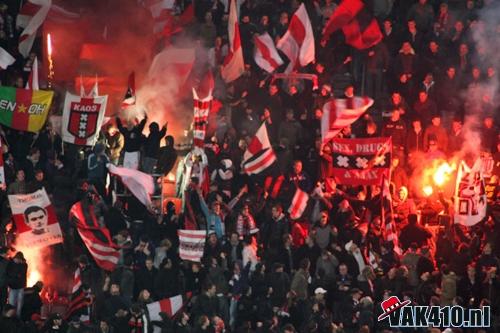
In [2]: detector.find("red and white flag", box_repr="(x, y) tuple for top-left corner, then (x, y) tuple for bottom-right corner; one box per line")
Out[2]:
(122, 72), (136, 108)
(61, 92), (108, 146)
(18, 0), (51, 57)
(8, 188), (63, 248)
(108, 164), (154, 209)
(70, 201), (120, 271)
(277, 3), (315, 73)
(147, 294), (190, 321)
(17, 1), (79, 29)
(242, 123), (277, 175)
(454, 159), (487, 226)
(321, 96), (373, 143)
(193, 88), (212, 148)
(288, 189), (309, 220)
(25, 56), (39, 90)
(322, 0), (382, 50)
(178, 229), (207, 262)
(0, 137), (4, 187)
(254, 33), (283, 73)
(0, 47), (15, 70)
(221, 0), (245, 83)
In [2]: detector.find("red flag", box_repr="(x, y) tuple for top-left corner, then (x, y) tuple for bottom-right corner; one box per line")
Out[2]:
(321, 96), (373, 143)
(254, 33), (284, 73)
(17, 1), (80, 29)
(277, 3), (315, 72)
(121, 72), (136, 108)
(221, 0), (245, 82)
(192, 87), (212, 148)
(323, 0), (382, 50)
(70, 201), (120, 271)
(330, 137), (391, 186)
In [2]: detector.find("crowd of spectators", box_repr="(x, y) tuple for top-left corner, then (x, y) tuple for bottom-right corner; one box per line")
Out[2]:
(0, 0), (499, 333)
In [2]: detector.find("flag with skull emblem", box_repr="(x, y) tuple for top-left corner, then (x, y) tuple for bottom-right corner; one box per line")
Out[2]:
(331, 137), (392, 185)
(61, 92), (108, 145)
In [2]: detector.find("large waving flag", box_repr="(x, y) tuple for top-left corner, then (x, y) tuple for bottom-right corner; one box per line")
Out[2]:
(70, 201), (120, 271)
(221, 0), (245, 82)
(0, 87), (54, 133)
(323, 0), (382, 50)
(107, 164), (155, 209)
(19, 0), (51, 57)
(321, 96), (373, 143)
(242, 122), (277, 175)
(254, 33), (284, 73)
(277, 3), (315, 72)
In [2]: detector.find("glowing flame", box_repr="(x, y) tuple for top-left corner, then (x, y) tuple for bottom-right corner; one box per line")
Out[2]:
(423, 185), (433, 197)
(166, 172), (175, 182)
(433, 162), (455, 187)
(47, 33), (52, 57)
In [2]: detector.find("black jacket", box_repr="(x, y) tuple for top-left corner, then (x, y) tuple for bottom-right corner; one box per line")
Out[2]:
(116, 117), (146, 152)
(7, 260), (27, 289)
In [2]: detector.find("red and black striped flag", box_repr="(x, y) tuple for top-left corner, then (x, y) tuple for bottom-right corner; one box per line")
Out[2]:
(65, 267), (92, 322)
(70, 201), (120, 271)
(323, 0), (382, 50)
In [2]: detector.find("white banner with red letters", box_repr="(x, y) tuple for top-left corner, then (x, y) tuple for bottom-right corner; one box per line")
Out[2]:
(61, 92), (108, 146)
(8, 188), (63, 248)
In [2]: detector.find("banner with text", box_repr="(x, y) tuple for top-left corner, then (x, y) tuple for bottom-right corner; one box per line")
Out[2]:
(331, 137), (392, 185)
(8, 188), (63, 248)
(61, 92), (108, 146)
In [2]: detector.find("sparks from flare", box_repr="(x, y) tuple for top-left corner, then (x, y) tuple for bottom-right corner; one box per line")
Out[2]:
(47, 33), (54, 86)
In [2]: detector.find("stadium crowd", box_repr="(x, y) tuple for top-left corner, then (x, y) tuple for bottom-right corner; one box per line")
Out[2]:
(0, 0), (499, 333)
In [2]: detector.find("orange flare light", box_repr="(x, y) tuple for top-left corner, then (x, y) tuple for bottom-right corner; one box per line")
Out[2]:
(433, 162), (455, 187)
(423, 185), (433, 197)
(47, 33), (52, 57)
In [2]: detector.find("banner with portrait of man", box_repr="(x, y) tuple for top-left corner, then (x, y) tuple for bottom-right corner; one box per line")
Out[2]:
(8, 188), (63, 248)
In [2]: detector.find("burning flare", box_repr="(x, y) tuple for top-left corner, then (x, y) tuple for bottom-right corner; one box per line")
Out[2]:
(433, 162), (456, 187)
(423, 185), (433, 197)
